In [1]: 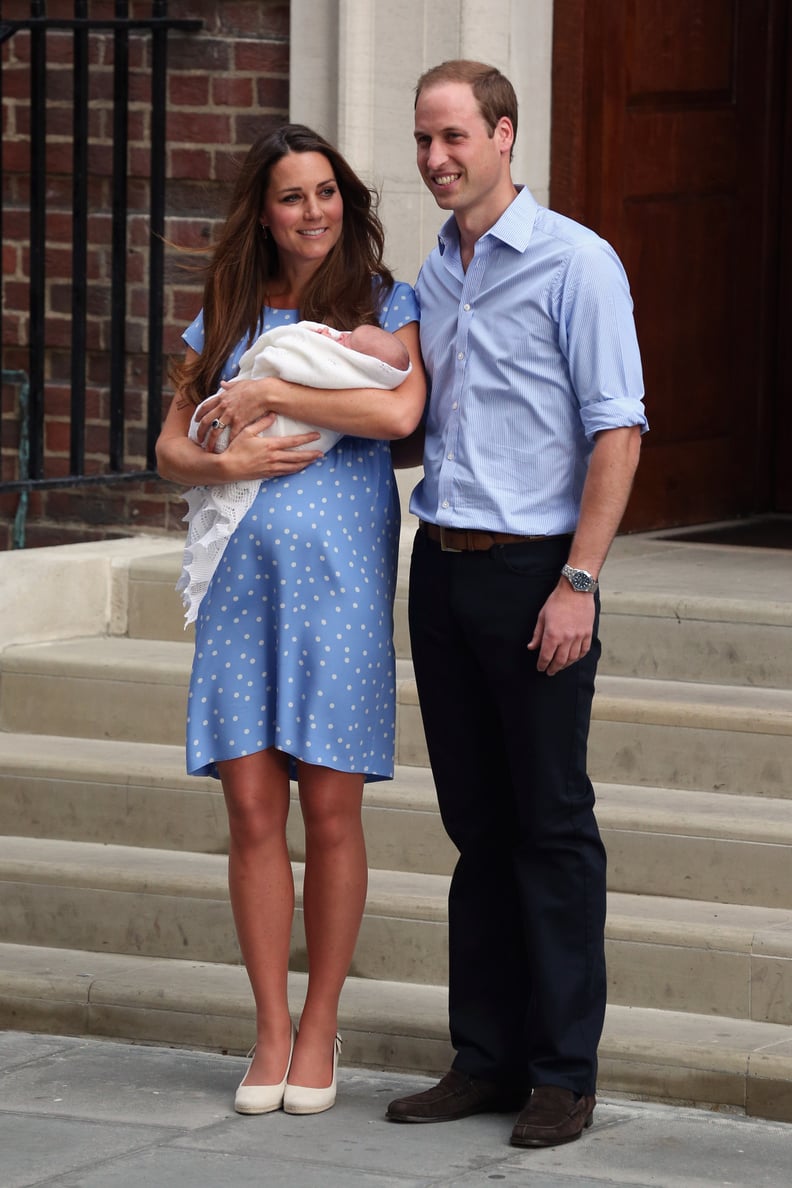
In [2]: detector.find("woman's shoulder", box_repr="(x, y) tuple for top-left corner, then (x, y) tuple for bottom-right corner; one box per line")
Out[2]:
(377, 280), (419, 332)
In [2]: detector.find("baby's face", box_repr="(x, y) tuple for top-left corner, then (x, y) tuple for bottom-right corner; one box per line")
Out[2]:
(312, 326), (353, 348)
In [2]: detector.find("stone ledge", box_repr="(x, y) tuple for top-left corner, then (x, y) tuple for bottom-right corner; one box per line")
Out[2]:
(1, 943), (791, 1119)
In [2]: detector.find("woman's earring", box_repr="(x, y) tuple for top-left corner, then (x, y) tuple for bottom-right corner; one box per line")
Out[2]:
(260, 223), (269, 239)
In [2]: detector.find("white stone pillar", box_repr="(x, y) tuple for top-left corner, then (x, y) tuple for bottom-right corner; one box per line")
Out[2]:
(290, 0), (554, 283)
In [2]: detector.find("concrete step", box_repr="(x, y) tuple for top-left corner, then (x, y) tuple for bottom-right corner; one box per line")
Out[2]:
(1, 941), (791, 1121)
(604, 892), (792, 1025)
(126, 541), (792, 687)
(0, 733), (229, 854)
(588, 675), (792, 798)
(598, 602), (792, 689)
(0, 734), (456, 874)
(3, 836), (792, 1021)
(5, 636), (791, 796)
(598, 783), (792, 908)
(4, 733), (791, 908)
(126, 550), (194, 644)
(0, 836), (449, 985)
(377, 667), (779, 805)
(0, 637), (192, 746)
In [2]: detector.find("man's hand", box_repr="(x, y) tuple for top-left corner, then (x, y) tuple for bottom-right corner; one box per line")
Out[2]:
(527, 581), (596, 675)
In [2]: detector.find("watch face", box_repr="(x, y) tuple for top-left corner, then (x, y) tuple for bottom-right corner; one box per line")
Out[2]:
(564, 565), (596, 592)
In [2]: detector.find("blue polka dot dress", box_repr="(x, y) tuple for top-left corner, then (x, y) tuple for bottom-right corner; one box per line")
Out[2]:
(182, 282), (419, 782)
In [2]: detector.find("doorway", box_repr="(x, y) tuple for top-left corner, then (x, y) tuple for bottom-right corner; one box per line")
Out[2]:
(551, 0), (791, 530)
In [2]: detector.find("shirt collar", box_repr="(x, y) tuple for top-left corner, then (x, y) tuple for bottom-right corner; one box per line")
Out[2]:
(437, 185), (538, 256)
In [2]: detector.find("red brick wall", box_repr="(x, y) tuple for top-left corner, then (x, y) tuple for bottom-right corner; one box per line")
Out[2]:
(0, 0), (289, 548)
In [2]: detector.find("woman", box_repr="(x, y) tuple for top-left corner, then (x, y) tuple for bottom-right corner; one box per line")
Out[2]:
(156, 124), (424, 1116)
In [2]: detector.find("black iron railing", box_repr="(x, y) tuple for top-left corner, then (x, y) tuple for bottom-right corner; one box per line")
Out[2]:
(0, 2), (202, 503)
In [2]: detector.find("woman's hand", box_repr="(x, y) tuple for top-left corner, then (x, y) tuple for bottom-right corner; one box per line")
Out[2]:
(156, 388), (322, 487)
(224, 416), (323, 479)
(195, 377), (292, 450)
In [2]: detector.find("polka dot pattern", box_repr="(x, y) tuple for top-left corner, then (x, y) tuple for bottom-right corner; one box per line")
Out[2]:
(184, 283), (419, 783)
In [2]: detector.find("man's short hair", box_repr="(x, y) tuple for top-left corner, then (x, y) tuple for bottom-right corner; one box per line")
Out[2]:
(414, 60), (518, 156)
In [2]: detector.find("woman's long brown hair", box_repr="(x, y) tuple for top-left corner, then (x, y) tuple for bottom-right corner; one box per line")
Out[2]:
(172, 124), (395, 406)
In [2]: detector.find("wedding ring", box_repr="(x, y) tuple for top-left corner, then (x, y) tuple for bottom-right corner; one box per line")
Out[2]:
(211, 418), (226, 430)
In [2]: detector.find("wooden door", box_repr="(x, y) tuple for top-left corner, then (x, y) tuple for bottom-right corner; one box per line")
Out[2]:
(551, 0), (789, 529)
(774, 12), (792, 512)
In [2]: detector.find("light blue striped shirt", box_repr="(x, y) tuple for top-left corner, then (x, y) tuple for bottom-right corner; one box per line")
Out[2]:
(410, 187), (647, 535)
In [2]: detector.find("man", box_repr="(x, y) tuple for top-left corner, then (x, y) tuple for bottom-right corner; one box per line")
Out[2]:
(386, 61), (647, 1148)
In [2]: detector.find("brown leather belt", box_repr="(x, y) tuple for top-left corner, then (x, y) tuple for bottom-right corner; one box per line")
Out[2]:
(420, 521), (564, 553)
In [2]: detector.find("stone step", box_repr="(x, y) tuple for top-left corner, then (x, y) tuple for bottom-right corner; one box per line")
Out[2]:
(0, 637), (192, 747)
(3, 835), (792, 1022)
(600, 536), (792, 690)
(1, 941), (791, 1121)
(126, 542), (792, 687)
(126, 550), (194, 644)
(3, 728), (792, 902)
(4, 733), (792, 907)
(0, 835), (449, 986)
(598, 783), (792, 909)
(598, 602), (792, 689)
(604, 892), (792, 1025)
(588, 676), (792, 797)
(0, 733), (455, 874)
(5, 636), (792, 795)
(0, 733), (229, 854)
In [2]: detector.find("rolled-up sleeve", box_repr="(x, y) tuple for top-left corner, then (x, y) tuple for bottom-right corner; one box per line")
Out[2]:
(558, 242), (648, 441)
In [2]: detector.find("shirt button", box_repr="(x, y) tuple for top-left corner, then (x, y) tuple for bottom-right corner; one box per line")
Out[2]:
(457, 352), (464, 360)
(447, 452), (454, 460)
(451, 402), (458, 410)
(463, 303), (471, 311)
(442, 500), (449, 508)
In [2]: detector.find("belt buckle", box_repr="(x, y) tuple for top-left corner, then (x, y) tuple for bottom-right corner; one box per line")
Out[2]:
(439, 526), (462, 553)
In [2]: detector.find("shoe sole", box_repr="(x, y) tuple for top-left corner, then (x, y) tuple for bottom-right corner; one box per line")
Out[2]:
(234, 1103), (283, 1115)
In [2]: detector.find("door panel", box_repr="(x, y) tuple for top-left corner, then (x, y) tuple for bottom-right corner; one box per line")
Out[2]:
(773, 11), (792, 511)
(552, 0), (787, 529)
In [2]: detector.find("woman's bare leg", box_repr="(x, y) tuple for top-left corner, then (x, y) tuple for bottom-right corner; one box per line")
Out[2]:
(219, 748), (295, 1085)
(288, 764), (367, 1087)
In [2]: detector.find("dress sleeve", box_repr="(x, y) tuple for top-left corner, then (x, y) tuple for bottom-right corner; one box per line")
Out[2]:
(183, 309), (264, 382)
(378, 281), (420, 332)
(182, 309), (206, 354)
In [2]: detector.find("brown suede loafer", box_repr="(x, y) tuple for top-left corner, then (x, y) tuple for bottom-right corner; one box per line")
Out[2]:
(386, 1069), (522, 1124)
(510, 1085), (595, 1147)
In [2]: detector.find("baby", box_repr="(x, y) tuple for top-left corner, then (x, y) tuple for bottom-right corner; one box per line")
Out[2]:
(189, 321), (409, 454)
(179, 319), (411, 624)
(312, 323), (409, 365)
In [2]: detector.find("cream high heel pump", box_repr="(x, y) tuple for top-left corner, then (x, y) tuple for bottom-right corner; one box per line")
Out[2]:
(283, 1034), (342, 1115)
(234, 1024), (296, 1115)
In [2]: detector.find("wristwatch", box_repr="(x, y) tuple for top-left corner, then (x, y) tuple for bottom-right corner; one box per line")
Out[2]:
(561, 563), (599, 593)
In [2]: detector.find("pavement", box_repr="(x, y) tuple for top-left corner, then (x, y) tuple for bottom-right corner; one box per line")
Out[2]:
(2, 1031), (792, 1187)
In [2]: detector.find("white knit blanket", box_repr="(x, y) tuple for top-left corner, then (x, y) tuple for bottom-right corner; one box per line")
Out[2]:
(178, 321), (410, 625)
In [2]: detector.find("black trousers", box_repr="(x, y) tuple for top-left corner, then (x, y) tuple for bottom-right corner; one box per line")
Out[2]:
(408, 528), (607, 1096)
